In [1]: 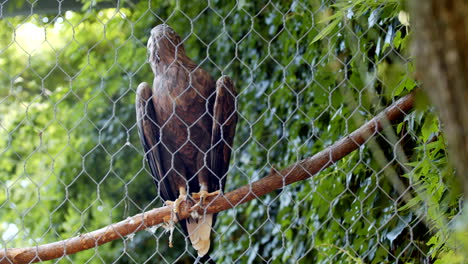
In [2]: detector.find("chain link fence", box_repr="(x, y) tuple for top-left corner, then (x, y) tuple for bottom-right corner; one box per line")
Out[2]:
(0, 0), (462, 263)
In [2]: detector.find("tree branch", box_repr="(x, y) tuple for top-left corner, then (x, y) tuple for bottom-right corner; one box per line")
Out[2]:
(0, 91), (416, 264)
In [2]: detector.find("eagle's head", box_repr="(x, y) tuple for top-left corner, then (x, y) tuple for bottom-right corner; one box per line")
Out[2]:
(147, 24), (186, 73)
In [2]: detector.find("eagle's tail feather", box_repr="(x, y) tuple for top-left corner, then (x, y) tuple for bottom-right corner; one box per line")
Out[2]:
(187, 213), (213, 257)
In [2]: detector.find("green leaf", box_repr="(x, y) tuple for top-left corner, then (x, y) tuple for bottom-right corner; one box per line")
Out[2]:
(311, 19), (341, 43)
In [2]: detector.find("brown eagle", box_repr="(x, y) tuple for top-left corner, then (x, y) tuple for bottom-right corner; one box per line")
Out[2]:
(135, 24), (237, 262)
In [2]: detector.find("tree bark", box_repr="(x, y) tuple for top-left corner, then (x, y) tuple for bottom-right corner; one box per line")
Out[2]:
(411, 0), (468, 195)
(0, 92), (415, 264)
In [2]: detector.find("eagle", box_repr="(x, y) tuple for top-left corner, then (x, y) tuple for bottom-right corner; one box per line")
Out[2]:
(135, 24), (237, 262)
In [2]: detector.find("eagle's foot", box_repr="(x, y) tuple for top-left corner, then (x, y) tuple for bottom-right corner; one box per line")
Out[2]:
(165, 193), (187, 215)
(191, 190), (221, 209)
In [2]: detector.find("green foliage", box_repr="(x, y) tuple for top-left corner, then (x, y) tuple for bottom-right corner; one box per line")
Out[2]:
(0, 0), (464, 263)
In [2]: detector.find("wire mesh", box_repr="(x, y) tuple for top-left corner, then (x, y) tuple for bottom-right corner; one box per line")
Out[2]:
(0, 0), (462, 263)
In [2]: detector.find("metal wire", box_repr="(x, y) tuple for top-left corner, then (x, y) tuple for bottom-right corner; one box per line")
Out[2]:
(0, 1), (460, 263)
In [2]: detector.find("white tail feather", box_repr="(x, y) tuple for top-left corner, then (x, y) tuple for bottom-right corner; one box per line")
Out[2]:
(187, 214), (213, 257)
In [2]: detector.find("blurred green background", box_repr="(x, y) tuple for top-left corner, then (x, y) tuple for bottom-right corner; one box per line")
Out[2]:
(0, 0), (464, 263)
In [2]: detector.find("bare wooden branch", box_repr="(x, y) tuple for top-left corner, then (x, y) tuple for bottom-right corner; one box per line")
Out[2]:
(0, 92), (415, 264)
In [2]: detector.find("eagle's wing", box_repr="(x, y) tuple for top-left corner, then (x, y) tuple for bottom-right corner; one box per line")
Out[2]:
(136, 82), (175, 202)
(210, 76), (238, 190)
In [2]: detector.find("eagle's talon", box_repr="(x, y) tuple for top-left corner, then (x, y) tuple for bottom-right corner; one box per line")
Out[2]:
(192, 190), (221, 208)
(165, 191), (188, 216)
(164, 190), (187, 248)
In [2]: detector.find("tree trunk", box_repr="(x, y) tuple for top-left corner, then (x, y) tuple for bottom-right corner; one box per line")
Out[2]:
(411, 0), (468, 196)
